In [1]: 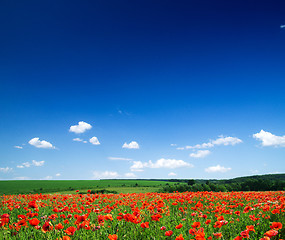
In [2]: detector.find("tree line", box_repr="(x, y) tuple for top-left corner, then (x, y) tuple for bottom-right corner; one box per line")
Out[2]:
(161, 178), (285, 193)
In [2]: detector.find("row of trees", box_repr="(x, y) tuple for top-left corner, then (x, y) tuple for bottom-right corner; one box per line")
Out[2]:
(161, 179), (285, 192)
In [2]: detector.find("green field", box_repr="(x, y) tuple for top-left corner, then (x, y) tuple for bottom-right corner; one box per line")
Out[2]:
(0, 179), (180, 195)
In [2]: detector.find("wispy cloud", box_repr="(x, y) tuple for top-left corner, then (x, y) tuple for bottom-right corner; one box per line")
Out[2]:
(92, 171), (119, 179)
(168, 172), (177, 177)
(205, 164), (231, 173)
(43, 176), (53, 180)
(73, 138), (87, 143)
(190, 150), (211, 158)
(17, 160), (44, 168)
(14, 176), (30, 180)
(14, 146), (23, 149)
(124, 172), (136, 178)
(253, 130), (285, 147)
(108, 157), (133, 161)
(130, 158), (193, 172)
(177, 135), (242, 150)
(29, 138), (55, 149)
(0, 167), (12, 173)
(69, 121), (92, 134)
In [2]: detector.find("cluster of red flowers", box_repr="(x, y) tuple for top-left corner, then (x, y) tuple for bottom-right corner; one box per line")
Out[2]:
(0, 191), (284, 239)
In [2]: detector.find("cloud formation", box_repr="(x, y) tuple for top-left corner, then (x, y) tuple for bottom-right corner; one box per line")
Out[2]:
(29, 138), (55, 149)
(69, 121), (92, 134)
(253, 130), (285, 147)
(122, 141), (139, 149)
(90, 137), (100, 145)
(205, 164), (231, 173)
(190, 150), (211, 158)
(73, 138), (87, 143)
(168, 172), (177, 176)
(92, 171), (119, 179)
(124, 172), (136, 178)
(178, 135), (242, 150)
(17, 160), (44, 168)
(0, 167), (12, 173)
(14, 146), (23, 149)
(43, 176), (53, 180)
(108, 157), (133, 161)
(130, 158), (193, 172)
(14, 176), (29, 180)
(130, 161), (146, 172)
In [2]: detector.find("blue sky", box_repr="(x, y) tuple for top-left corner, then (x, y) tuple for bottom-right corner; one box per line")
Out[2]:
(0, 0), (285, 180)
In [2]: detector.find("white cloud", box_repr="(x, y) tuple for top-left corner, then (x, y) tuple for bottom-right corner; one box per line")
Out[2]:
(170, 144), (177, 146)
(69, 121), (92, 134)
(14, 146), (23, 149)
(130, 161), (146, 172)
(22, 162), (31, 168)
(124, 172), (136, 178)
(205, 164), (231, 173)
(43, 176), (53, 180)
(92, 171), (119, 179)
(250, 170), (259, 174)
(281, 25), (285, 29)
(130, 158), (193, 172)
(90, 136), (100, 145)
(176, 147), (185, 150)
(14, 176), (30, 180)
(73, 138), (86, 142)
(180, 135), (242, 150)
(108, 157), (133, 161)
(32, 160), (44, 167)
(122, 141), (139, 149)
(186, 142), (214, 149)
(17, 160), (44, 168)
(253, 130), (285, 147)
(168, 172), (177, 177)
(55, 173), (61, 177)
(212, 136), (242, 146)
(190, 150), (211, 158)
(29, 138), (55, 149)
(0, 167), (12, 173)
(148, 158), (193, 169)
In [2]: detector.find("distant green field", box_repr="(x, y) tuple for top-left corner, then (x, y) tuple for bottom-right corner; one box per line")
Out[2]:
(0, 180), (180, 195)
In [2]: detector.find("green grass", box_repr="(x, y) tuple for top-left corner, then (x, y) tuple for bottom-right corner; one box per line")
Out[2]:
(0, 180), (181, 195)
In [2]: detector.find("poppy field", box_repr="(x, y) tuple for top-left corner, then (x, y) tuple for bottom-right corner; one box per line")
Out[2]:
(0, 191), (284, 240)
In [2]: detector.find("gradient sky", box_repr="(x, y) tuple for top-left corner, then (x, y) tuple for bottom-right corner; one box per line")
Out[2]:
(1, 0), (285, 180)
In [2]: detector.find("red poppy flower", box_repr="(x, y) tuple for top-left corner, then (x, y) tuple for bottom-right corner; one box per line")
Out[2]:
(213, 232), (223, 239)
(108, 234), (118, 240)
(42, 221), (53, 233)
(175, 234), (184, 240)
(140, 222), (149, 228)
(264, 230), (278, 238)
(55, 223), (64, 230)
(175, 223), (183, 229)
(192, 222), (201, 228)
(29, 218), (40, 226)
(64, 226), (77, 235)
(165, 230), (173, 236)
(205, 219), (211, 225)
(270, 222), (282, 230)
